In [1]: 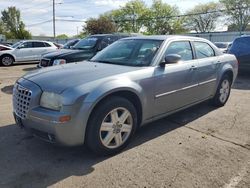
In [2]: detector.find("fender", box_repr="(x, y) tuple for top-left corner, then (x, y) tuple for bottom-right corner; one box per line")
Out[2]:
(0, 51), (16, 61)
(218, 62), (235, 83)
(83, 78), (146, 119)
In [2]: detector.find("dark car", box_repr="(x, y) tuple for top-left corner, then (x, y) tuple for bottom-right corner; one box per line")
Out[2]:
(62, 39), (80, 49)
(38, 34), (131, 67)
(228, 35), (250, 71)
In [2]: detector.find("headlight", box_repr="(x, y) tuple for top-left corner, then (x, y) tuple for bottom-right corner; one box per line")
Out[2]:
(53, 59), (66, 66)
(40, 92), (63, 111)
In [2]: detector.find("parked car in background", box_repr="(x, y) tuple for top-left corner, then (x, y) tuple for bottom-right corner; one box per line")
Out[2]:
(62, 39), (80, 49)
(38, 34), (131, 67)
(53, 42), (64, 49)
(0, 42), (13, 47)
(228, 35), (250, 72)
(13, 36), (238, 155)
(0, 40), (58, 66)
(214, 42), (232, 53)
(0, 44), (12, 51)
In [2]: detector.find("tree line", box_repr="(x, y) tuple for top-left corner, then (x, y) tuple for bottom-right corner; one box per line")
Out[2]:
(0, 0), (250, 39)
(0, 7), (31, 39)
(84, 0), (250, 35)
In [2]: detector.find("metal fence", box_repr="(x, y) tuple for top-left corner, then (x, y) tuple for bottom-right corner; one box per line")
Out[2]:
(2, 31), (250, 45)
(185, 31), (250, 42)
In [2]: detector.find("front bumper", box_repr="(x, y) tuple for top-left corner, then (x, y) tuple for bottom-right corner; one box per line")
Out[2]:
(14, 105), (89, 146)
(13, 78), (93, 146)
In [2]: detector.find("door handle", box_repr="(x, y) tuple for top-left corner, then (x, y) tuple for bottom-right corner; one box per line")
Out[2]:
(190, 65), (197, 71)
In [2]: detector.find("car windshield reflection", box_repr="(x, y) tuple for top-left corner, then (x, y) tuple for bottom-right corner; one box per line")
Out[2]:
(91, 39), (163, 67)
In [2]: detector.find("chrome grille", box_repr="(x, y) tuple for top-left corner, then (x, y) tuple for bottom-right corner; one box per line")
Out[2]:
(40, 58), (50, 67)
(13, 84), (32, 119)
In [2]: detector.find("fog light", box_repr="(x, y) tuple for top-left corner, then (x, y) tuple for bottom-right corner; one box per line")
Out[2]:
(59, 115), (71, 123)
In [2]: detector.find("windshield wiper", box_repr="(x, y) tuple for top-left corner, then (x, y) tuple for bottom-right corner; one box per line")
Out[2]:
(91, 60), (119, 65)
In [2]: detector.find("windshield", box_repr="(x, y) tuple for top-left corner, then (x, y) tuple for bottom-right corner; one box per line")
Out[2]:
(72, 37), (98, 50)
(11, 41), (22, 48)
(91, 39), (163, 67)
(63, 39), (79, 49)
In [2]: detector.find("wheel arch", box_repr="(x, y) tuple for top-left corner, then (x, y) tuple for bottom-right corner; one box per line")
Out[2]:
(0, 53), (16, 62)
(87, 89), (143, 127)
(220, 68), (234, 84)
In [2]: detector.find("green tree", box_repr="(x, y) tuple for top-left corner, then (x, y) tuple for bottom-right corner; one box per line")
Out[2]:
(107, 0), (147, 33)
(185, 2), (221, 33)
(143, 0), (185, 34)
(56, 34), (68, 39)
(1, 6), (31, 39)
(220, 0), (250, 32)
(83, 16), (117, 34)
(0, 20), (4, 34)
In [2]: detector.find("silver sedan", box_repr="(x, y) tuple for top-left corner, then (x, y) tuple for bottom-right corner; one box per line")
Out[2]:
(13, 35), (238, 155)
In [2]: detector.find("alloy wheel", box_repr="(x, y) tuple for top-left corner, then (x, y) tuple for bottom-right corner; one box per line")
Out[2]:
(99, 107), (133, 149)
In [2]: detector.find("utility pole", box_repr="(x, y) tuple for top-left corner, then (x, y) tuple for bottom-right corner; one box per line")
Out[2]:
(53, 0), (56, 40)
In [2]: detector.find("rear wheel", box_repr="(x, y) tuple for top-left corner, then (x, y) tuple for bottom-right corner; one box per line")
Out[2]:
(211, 74), (232, 107)
(1, 55), (14, 66)
(86, 96), (137, 155)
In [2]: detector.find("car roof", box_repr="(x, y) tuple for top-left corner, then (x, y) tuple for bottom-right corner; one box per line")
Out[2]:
(120, 35), (209, 41)
(89, 33), (132, 38)
(20, 40), (53, 43)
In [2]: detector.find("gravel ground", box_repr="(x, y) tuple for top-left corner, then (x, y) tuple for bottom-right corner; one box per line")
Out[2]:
(0, 64), (249, 188)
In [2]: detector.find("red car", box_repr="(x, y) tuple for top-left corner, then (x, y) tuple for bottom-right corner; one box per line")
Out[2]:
(0, 44), (12, 51)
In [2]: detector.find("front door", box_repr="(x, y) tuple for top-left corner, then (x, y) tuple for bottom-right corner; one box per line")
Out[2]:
(14, 42), (34, 62)
(154, 41), (200, 116)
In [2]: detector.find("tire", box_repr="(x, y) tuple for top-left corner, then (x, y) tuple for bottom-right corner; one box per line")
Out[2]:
(211, 74), (232, 107)
(0, 55), (14, 66)
(86, 96), (138, 156)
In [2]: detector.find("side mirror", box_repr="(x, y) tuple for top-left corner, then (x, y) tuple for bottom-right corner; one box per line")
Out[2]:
(17, 44), (24, 49)
(160, 54), (181, 67)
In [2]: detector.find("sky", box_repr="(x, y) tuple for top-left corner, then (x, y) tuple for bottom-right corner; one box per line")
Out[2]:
(0, 0), (219, 37)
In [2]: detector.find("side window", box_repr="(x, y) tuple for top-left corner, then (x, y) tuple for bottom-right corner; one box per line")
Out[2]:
(99, 38), (109, 50)
(20, 42), (33, 48)
(194, 41), (215, 59)
(165, 41), (193, 61)
(44, 42), (51, 47)
(33, 42), (45, 48)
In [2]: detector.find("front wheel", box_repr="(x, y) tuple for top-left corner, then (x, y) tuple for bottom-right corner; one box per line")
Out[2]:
(86, 96), (137, 155)
(211, 74), (232, 107)
(1, 55), (14, 66)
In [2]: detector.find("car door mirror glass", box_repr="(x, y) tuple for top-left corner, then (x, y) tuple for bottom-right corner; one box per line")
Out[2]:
(161, 54), (181, 66)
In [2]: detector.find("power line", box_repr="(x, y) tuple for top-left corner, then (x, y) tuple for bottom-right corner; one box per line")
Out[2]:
(26, 20), (53, 27)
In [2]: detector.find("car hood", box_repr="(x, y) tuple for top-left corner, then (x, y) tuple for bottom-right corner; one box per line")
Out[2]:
(42, 49), (85, 59)
(23, 61), (143, 93)
(0, 45), (13, 51)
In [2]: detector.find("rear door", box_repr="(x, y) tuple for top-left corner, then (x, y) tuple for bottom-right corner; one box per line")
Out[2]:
(32, 42), (48, 60)
(193, 41), (220, 100)
(154, 40), (200, 116)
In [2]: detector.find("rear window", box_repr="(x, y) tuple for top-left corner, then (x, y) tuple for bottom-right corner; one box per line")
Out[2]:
(194, 41), (215, 59)
(33, 42), (45, 48)
(44, 42), (51, 47)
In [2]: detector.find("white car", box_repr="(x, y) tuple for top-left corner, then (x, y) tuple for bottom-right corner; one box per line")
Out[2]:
(0, 40), (58, 66)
